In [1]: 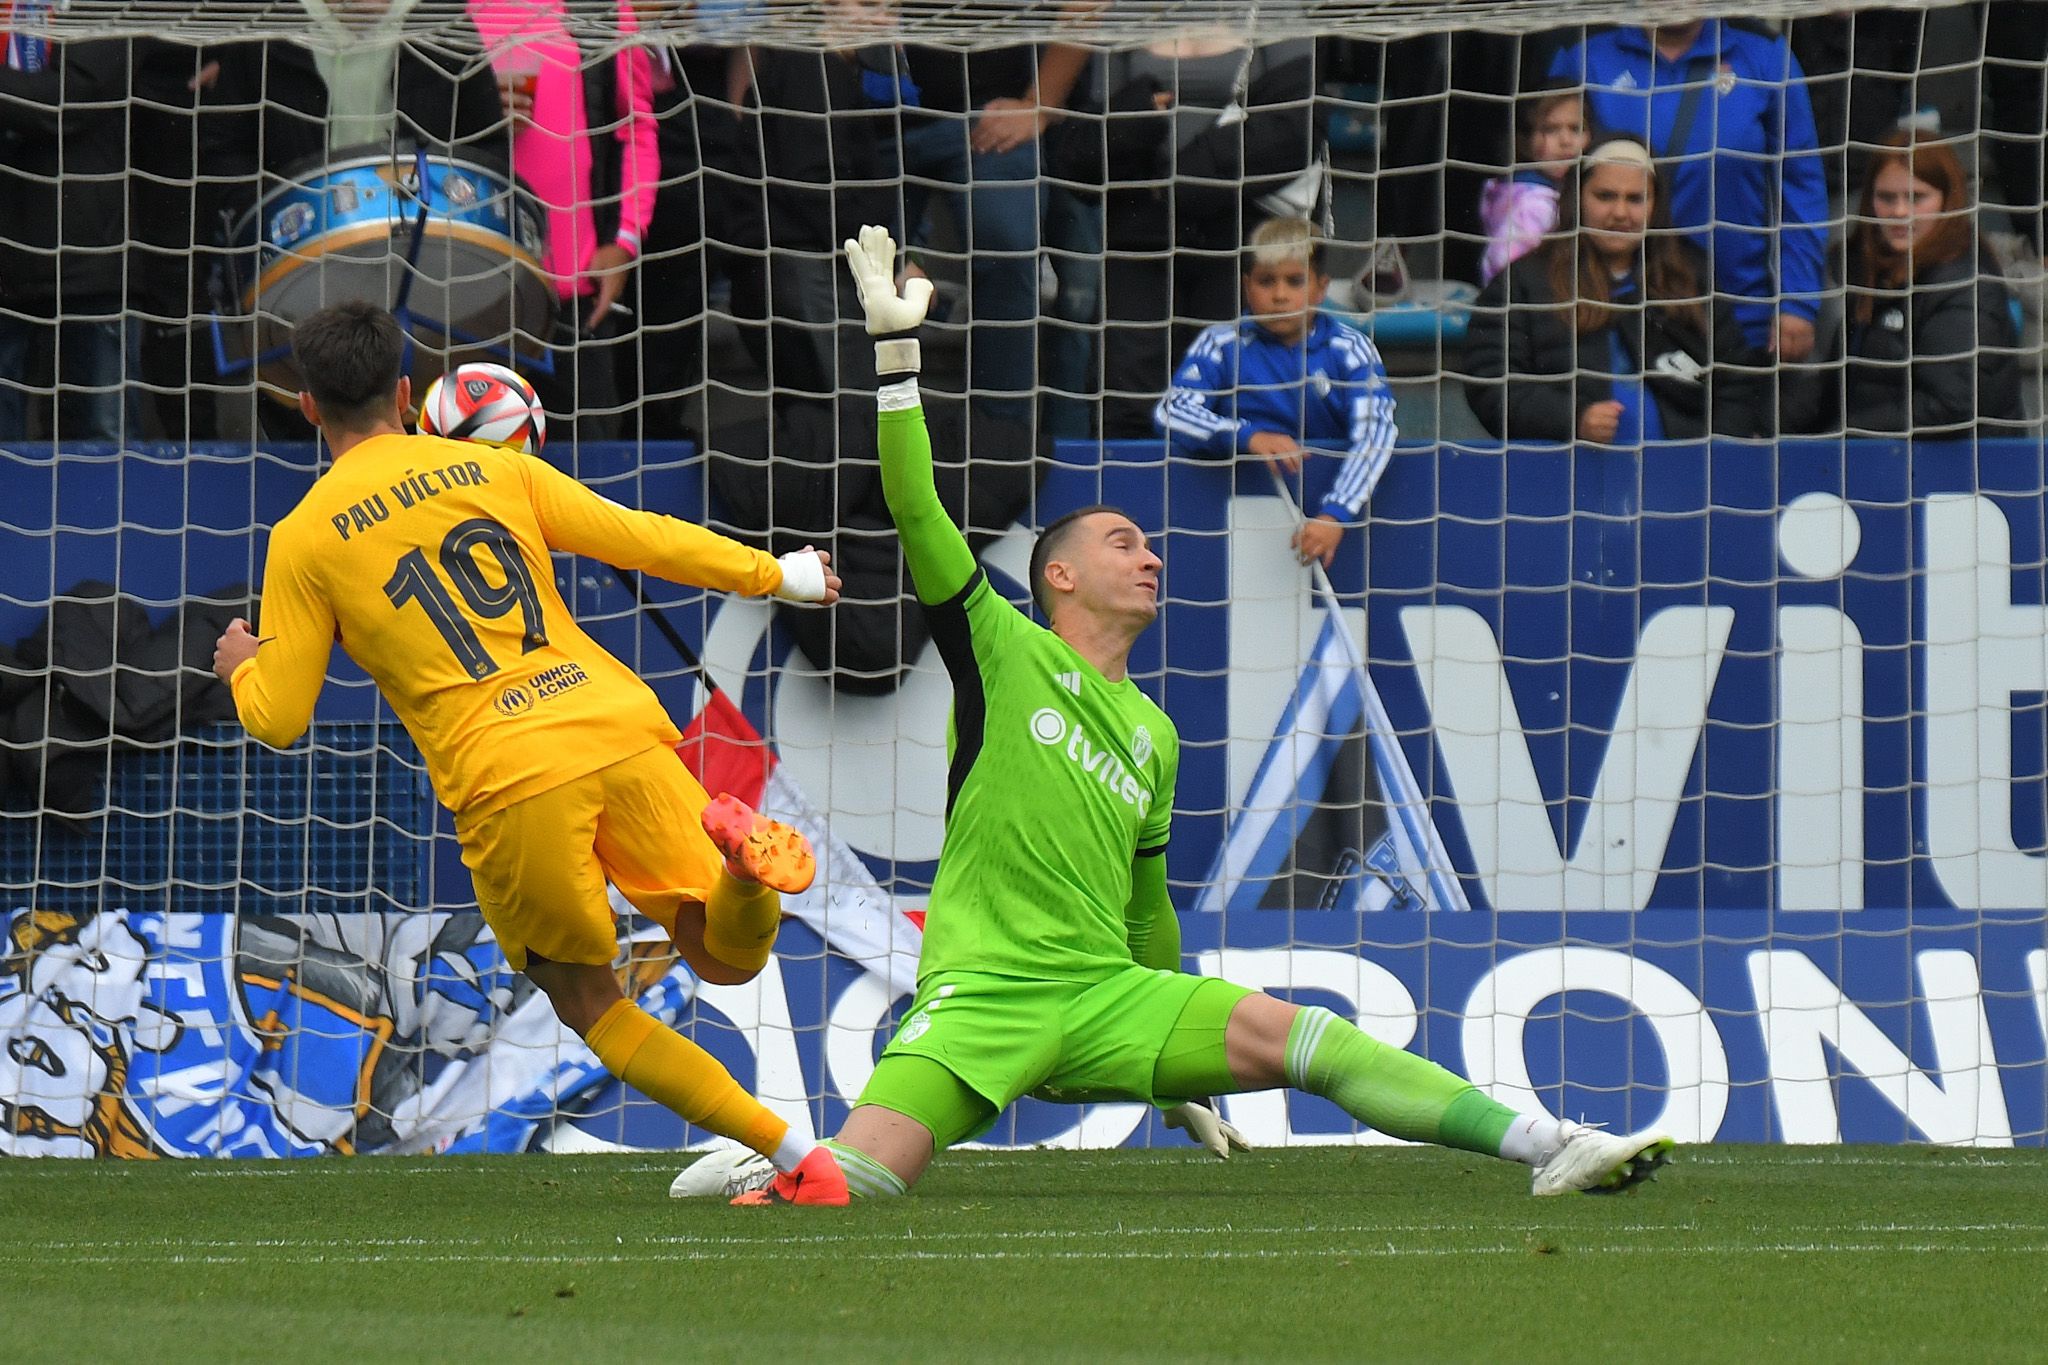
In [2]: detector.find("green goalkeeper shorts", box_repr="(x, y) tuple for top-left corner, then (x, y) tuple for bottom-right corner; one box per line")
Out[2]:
(859, 967), (1253, 1146)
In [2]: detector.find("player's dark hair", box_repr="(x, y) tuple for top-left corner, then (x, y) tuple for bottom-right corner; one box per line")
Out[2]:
(1029, 504), (1124, 620)
(291, 301), (407, 431)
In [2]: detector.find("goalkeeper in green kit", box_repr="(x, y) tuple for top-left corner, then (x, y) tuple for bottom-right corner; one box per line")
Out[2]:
(680, 226), (1673, 1206)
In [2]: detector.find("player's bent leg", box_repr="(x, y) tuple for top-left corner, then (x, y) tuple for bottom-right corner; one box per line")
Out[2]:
(728, 1054), (993, 1206)
(701, 792), (816, 894)
(662, 901), (766, 987)
(524, 954), (629, 1036)
(699, 872), (782, 978)
(527, 956), (839, 1200)
(594, 753), (809, 985)
(675, 1109), (929, 1203)
(675, 794), (815, 981)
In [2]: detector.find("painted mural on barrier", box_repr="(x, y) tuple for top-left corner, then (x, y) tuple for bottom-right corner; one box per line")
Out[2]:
(4, 438), (2048, 1152)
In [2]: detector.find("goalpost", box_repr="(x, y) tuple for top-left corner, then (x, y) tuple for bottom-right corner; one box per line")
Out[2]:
(1, 0), (2044, 1158)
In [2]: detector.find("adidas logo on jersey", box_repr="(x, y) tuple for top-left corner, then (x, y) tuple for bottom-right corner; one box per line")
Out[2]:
(1026, 707), (1154, 816)
(1054, 670), (1082, 694)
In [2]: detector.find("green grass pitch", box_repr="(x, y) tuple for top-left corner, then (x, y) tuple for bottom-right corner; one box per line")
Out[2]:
(4, 1146), (2044, 1362)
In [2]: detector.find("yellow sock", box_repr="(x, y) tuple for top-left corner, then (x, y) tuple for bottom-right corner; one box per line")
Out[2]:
(585, 999), (789, 1157)
(700, 870), (782, 975)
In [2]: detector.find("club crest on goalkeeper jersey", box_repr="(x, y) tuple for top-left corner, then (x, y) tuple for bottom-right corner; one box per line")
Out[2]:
(916, 568), (1180, 983)
(229, 432), (781, 822)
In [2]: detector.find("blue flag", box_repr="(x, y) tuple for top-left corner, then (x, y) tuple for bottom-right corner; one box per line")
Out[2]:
(1197, 591), (1468, 912)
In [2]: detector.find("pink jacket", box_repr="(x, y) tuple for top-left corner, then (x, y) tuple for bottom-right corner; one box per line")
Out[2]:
(468, 0), (659, 300)
(1478, 174), (1561, 286)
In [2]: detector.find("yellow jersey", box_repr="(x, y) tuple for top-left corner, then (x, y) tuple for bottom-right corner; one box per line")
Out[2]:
(230, 432), (783, 823)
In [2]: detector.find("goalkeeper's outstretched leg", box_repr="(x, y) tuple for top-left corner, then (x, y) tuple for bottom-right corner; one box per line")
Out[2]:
(710, 978), (1669, 1206)
(1181, 989), (1674, 1198)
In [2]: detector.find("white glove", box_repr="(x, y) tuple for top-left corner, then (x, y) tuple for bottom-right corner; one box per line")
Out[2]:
(843, 224), (933, 375)
(771, 549), (829, 603)
(1163, 1101), (1251, 1160)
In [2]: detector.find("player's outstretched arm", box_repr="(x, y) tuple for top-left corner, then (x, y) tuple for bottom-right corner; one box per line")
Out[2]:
(844, 224), (977, 607)
(216, 535), (335, 750)
(524, 456), (838, 606)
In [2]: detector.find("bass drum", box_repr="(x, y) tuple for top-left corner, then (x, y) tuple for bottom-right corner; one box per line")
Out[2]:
(228, 147), (556, 400)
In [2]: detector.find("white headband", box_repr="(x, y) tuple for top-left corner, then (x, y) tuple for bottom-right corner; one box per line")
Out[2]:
(1583, 138), (1654, 172)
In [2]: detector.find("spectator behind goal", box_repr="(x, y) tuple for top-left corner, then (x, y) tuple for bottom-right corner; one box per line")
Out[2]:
(1154, 218), (1397, 568)
(471, 0), (660, 443)
(1553, 18), (1829, 431)
(1477, 82), (1588, 287)
(1834, 129), (2027, 439)
(0, 31), (137, 442)
(1463, 136), (1771, 445)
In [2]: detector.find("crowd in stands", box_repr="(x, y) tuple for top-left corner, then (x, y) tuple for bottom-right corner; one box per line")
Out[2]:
(1, 2), (2043, 687)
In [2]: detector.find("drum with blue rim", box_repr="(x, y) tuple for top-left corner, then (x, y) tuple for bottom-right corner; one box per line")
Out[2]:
(228, 148), (556, 397)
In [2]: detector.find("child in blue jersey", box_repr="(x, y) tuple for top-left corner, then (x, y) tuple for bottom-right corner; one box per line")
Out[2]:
(1153, 218), (1398, 568)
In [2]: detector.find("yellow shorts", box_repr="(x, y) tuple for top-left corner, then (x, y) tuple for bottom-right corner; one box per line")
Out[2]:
(457, 745), (721, 972)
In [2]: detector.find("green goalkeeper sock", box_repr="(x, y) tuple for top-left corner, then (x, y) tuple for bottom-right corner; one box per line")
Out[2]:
(822, 1140), (908, 1199)
(1284, 1005), (1518, 1156)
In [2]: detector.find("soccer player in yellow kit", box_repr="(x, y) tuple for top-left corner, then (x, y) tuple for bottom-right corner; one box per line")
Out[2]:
(212, 302), (851, 1201)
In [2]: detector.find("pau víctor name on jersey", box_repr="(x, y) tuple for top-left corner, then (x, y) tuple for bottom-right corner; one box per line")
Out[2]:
(917, 570), (1180, 984)
(229, 432), (782, 822)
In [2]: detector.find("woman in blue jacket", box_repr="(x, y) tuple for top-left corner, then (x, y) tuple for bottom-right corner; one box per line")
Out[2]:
(1552, 20), (1828, 370)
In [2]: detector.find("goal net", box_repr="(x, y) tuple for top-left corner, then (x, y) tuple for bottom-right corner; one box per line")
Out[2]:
(2, 0), (2044, 1158)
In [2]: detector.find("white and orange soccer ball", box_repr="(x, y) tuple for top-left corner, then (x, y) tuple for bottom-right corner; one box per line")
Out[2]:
(417, 362), (546, 454)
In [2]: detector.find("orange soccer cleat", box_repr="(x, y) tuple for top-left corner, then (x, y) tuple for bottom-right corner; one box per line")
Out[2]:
(701, 793), (818, 894)
(730, 1146), (850, 1207)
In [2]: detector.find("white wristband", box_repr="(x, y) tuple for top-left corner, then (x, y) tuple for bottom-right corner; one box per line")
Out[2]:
(772, 550), (828, 603)
(874, 337), (921, 375)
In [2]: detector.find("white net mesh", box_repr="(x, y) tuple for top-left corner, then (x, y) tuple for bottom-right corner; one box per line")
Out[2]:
(3, 1), (2046, 1157)
(32, 1), (1969, 49)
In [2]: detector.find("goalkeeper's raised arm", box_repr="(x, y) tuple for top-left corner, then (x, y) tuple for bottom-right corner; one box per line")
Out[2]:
(844, 225), (979, 607)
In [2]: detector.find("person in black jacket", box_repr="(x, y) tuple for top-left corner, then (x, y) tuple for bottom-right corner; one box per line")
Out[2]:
(739, 38), (908, 400)
(0, 34), (137, 442)
(1463, 135), (1770, 444)
(1070, 35), (1321, 439)
(1839, 128), (2026, 439)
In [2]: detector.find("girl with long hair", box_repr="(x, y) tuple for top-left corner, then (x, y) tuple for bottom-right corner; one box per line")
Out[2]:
(1841, 129), (2026, 438)
(1465, 135), (1769, 443)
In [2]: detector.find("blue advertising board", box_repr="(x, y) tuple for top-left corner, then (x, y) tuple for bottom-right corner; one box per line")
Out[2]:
(3, 436), (2044, 1153)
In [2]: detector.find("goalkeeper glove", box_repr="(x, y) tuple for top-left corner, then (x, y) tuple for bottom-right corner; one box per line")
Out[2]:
(1163, 1099), (1251, 1160)
(843, 223), (933, 377)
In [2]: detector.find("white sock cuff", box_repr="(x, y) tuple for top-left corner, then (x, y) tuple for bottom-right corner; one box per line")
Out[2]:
(822, 1140), (908, 1198)
(877, 376), (920, 411)
(770, 1129), (816, 1174)
(1497, 1114), (1568, 1166)
(1283, 1005), (1341, 1090)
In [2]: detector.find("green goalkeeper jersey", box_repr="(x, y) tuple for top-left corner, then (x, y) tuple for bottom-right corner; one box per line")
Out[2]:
(879, 391), (1178, 983)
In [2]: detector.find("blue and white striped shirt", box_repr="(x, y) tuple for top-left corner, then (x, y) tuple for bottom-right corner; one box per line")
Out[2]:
(1153, 312), (1397, 521)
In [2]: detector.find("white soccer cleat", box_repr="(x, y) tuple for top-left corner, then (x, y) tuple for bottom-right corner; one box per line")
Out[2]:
(669, 1143), (776, 1199)
(1530, 1121), (1674, 1197)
